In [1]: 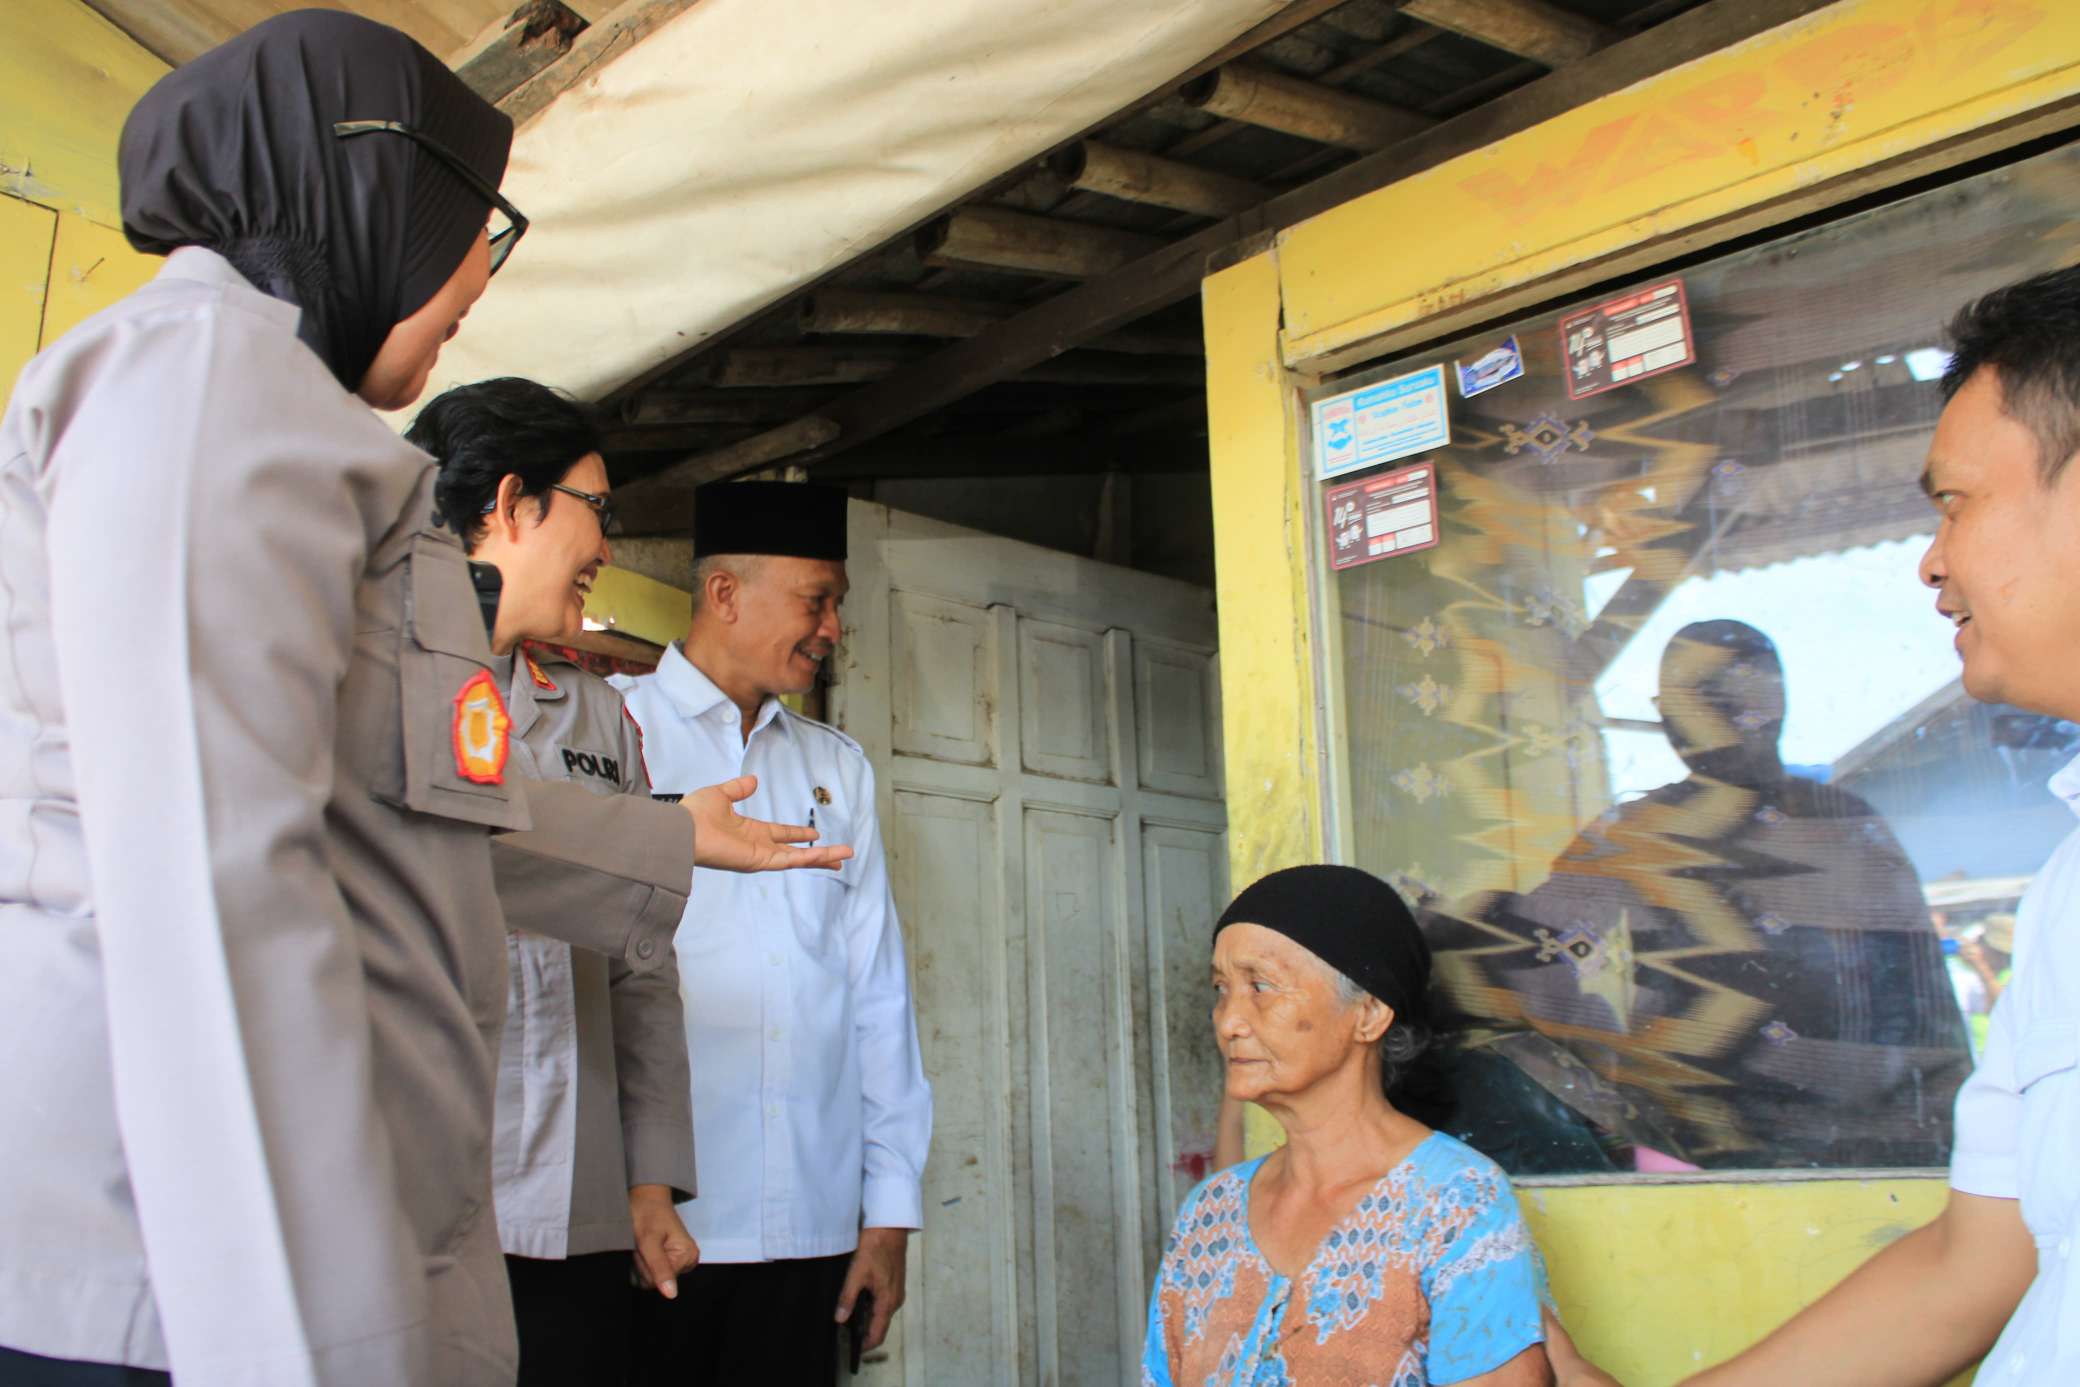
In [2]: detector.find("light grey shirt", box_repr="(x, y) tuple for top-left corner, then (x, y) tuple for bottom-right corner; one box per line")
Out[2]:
(491, 646), (697, 1259)
(0, 248), (675, 1385)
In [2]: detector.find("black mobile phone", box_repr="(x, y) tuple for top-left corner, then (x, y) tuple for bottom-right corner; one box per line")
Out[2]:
(467, 560), (503, 641)
(847, 1289), (873, 1374)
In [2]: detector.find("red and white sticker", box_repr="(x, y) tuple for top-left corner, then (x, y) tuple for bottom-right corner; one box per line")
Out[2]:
(452, 669), (512, 785)
(1324, 462), (1441, 571)
(1560, 279), (1696, 400)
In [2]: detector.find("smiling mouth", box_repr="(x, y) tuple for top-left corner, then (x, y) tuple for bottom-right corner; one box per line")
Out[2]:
(573, 571), (596, 599)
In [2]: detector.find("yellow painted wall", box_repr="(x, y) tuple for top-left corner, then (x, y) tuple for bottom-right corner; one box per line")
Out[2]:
(1, 0), (167, 406)
(1526, 1175), (1965, 1386)
(1198, 0), (2080, 1381)
(583, 563), (691, 648)
(1278, 0), (2080, 371)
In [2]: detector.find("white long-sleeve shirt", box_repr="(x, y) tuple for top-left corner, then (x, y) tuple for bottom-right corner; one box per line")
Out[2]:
(616, 642), (931, 1261)
(1950, 753), (2080, 1383)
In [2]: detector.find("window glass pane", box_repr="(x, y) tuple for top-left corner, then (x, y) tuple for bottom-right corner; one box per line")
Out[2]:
(1319, 141), (2080, 1176)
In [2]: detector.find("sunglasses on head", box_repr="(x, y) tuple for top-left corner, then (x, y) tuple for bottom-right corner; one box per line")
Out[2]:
(333, 119), (529, 275)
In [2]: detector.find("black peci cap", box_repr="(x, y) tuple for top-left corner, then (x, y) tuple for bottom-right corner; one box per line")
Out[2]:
(692, 480), (848, 561)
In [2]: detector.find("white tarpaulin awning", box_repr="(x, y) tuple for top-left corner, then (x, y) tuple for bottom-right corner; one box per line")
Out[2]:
(423, 0), (1286, 406)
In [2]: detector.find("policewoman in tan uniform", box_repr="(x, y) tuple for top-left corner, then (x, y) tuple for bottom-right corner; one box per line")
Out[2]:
(407, 378), (703, 1385)
(0, 18), (841, 1387)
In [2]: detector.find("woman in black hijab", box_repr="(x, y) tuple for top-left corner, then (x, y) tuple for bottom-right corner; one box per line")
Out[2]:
(0, 13), (530, 1386)
(1143, 866), (1551, 1386)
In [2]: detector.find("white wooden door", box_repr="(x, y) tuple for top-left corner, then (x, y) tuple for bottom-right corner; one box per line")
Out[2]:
(831, 501), (1229, 1387)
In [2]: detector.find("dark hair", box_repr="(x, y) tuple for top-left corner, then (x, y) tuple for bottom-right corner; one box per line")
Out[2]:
(1942, 264), (2080, 484)
(407, 377), (604, 550)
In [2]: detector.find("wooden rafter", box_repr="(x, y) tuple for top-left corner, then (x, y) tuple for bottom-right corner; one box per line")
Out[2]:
(1181, 62), (1432, 150)
(612, 0), (1841, 521)
(499, 0), (701, 126)
(1403, 0), (1617, 67)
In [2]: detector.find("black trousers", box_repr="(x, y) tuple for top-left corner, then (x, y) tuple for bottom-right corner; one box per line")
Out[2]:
(0, 1347), (169, 1387)
(507, 1250), (635, 1387)
(630, 1253), (851, 1387)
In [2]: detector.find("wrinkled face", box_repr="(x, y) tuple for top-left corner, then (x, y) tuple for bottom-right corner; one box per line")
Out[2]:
(358, 229), (492, 411)
(727, 557), (848, 698)
(1918, 368), (2080, 719)
(1211, 923), (1385, 1105)
(475, 452), (612, 646)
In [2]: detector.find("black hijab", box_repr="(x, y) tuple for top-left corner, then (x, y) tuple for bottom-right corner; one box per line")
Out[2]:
(118, 10), (512, 392)
(1215, 865), (1431, 1020)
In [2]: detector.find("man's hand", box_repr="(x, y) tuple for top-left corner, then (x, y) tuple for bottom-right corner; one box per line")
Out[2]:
(686, 775), (854, 873)
(835, 1226), (909, 1354)
(629, 1184), (700, 1299)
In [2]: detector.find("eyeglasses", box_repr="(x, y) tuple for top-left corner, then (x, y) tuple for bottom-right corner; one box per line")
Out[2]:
(549, 483), (616, 534)
(333, 119), (529, 275)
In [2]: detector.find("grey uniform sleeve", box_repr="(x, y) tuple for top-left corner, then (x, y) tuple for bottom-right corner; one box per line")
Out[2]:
(606, 710), (697, 1197)
(43, 317), (430, 1383)
(489, 778), (693, 971)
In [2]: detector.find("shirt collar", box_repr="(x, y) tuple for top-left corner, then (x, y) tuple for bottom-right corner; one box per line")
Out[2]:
(159, 247), (301, 331)
(2050, 752), (2080, 816)
(657, 641), (786, 738)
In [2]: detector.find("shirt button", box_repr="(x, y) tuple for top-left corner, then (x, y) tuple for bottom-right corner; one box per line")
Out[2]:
(770, 1026), (785, 1041)
(766, 1104), (780, 1118)
(768, 951), (783, 967)
(636, 938), (657, 960)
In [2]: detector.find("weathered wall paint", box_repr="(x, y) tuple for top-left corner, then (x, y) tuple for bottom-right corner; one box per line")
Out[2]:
(2, 0), (166, 405)
(1525, 1175), (1970, 1387)
(1, 0), (167, 227)
(583, 564), (690, 649)
(1277, 0), (2080, 370)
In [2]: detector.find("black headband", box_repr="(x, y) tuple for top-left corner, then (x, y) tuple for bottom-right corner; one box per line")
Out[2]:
(1214, 865), (1430, 1020)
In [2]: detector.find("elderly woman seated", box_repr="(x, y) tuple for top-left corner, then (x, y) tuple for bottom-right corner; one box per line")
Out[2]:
(1144, 866), (1550, 1386)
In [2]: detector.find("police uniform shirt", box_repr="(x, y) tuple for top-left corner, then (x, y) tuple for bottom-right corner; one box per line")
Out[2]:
(0, 247), (529, 1383)
(615, 642), (932, 1262)
(489, 645), (697, 1260)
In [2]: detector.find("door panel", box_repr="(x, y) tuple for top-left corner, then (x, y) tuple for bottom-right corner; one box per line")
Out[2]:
(1141, 826), (1232, 1216)
(1019, 617), (1112, 785)
(889, 790), (1018, 1385)
(891, 591), (996, 767)
(840, 501), (1225, 1387)
(1025, 808), (1136, 1385)
(1136, 639), (1225, 801)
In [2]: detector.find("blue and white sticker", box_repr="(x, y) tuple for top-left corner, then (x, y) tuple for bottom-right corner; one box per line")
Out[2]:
(1312, 363), (1451, 481)
(1454, 335), (1524, 398)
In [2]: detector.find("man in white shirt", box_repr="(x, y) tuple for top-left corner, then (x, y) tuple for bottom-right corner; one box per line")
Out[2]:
(620, 481), (932, 1384)
(1548, 265), (2080, 1385)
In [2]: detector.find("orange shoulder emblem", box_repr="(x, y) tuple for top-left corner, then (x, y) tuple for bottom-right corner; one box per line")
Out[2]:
(523, 650), (558, 692)
(453, 669), (512, 785)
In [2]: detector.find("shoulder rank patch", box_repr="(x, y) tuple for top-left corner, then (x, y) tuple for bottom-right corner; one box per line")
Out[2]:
(453, 669), (512, 785)
(524, 651), (558, 692)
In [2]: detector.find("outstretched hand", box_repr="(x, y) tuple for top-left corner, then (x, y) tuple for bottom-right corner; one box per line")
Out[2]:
(686, 775), (854, 873)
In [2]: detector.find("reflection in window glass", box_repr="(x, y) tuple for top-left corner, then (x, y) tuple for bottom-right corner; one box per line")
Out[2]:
(1323, 142), (2080, 1176)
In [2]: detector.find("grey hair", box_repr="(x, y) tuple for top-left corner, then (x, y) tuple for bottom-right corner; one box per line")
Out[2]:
(1317, 956), (1429, 1095)
(689, 553), (766, 614)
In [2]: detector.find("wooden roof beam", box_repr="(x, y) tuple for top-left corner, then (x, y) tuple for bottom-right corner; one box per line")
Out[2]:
(1048, 141), (1269, 218)
(798, 289), (1200, 356)
(916, 207), (1166, 279)
(1180, 62), (1433, 151)
(1402, 0), (1617, 68)
(453, 1), (589, 106)
(612, 0), (1839, 524)
(499, 0), (701, 126)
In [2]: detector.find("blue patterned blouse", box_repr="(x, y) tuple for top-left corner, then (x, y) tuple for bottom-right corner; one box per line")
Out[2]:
(1141, 1133), (1545, 1386)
